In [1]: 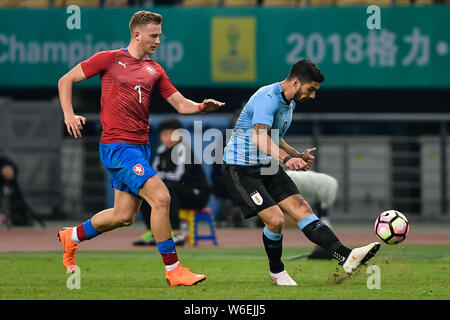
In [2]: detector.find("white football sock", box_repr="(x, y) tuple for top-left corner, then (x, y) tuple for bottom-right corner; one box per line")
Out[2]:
(165, 261), (180, 271)
(71, 227), (80, 243)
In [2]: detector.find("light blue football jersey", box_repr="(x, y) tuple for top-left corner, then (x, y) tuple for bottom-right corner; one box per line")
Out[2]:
(223, 82), (296, 166)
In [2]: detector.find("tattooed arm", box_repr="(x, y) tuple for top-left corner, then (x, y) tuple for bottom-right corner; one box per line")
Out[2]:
(252, 123), (288, 163)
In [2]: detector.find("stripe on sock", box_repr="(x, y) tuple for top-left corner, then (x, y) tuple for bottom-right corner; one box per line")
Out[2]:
(165, 261), (180, 271)
(297, 214), (319, 231)
(75, 219), (100, 242)
(263, 227), (282, 241)
(83, 219), (100, 239)
(157, 238), (179, 267)
(161, 252), (179, 266)
(76, 224), (87, 242)
(156, 238), (176, 254)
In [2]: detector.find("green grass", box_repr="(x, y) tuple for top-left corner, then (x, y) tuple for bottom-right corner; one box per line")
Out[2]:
(1, 245), (449, 300)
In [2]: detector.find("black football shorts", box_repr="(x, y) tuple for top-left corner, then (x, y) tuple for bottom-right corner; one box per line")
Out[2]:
(221, 163), (300, 218)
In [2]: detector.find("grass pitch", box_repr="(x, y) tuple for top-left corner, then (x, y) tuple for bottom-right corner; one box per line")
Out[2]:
(1, 244), (449, 300)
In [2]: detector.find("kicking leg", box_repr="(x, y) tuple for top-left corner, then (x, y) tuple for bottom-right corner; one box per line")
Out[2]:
(278, 194), (379, 273)
(308, 203), (333, 260)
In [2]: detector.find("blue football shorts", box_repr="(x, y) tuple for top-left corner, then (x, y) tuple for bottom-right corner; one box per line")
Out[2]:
(99, 142), (157, 199)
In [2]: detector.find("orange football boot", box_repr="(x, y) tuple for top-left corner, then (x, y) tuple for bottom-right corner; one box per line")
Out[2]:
(57, 227), (78, 273)
(165, 264), (206, 286)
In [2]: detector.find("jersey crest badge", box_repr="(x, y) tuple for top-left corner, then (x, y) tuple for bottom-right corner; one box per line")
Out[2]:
(146, 66), (156, 75)
(250, 191), (263, 206)
(133, 164), (145, 176)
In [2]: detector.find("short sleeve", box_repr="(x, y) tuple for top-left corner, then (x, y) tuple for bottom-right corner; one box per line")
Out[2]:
(80, 51), (115, 79)
(157, 66), (178, 100)
(251, 92), (279, 128)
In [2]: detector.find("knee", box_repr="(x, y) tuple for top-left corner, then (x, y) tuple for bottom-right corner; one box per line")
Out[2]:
(117, 214), (135, 227)
(267, 214), (284, 232)
(297, 197), (313, 214)
(152, 191), (171, 211)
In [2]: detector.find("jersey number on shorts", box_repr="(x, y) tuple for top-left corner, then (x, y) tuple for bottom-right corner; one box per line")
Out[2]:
(134, 85), (142, 104)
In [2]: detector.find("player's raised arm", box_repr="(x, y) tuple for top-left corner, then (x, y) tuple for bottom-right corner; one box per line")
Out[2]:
(166, 91), (225, 115)
(58, 63), (88, 139)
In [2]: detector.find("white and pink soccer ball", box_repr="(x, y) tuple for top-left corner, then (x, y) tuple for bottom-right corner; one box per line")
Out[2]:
(374, 210), (409, 245)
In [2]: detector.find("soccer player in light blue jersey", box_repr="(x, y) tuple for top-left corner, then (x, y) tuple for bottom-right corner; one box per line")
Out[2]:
(222, 59), (380, 285)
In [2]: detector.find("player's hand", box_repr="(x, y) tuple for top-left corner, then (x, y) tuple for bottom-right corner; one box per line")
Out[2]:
(64, 114), (87, 139)
(300, 147), (316, 170)
(285, 157), (309, 171)
(199, 99), (225, 113)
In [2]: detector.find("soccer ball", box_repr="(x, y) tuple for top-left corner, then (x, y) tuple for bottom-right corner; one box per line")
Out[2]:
(374, 210), (409, 245)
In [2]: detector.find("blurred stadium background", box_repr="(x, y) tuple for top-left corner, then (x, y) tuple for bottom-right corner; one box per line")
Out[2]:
(0, 1), (449, 240)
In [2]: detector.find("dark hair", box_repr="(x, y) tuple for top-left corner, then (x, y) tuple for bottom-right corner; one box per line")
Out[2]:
(288, 59), (324, 83)
(157, 118), (183, 133)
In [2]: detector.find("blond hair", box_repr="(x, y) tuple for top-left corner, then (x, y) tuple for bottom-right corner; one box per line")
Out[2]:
(129, 11), (162, 34)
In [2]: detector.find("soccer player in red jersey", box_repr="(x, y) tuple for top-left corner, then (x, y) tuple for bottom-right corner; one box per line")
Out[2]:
(57, 11), (224, 286)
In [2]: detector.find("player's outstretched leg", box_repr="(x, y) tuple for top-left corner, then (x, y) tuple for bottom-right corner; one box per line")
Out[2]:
(57, 217), (103, 273)
(298, 214), (380, 273)
(57, 227), (78, 273)
(57, 191), (139, 274)
(280, 195), (380, 274)
(341, 242), (380, 274)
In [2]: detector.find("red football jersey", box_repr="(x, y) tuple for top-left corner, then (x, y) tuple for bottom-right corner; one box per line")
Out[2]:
(80, 48), (178, 144)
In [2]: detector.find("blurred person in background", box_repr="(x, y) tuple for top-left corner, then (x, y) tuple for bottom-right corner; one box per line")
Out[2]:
(0, 152), (45, 228)
(133, 118), (211, 246)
